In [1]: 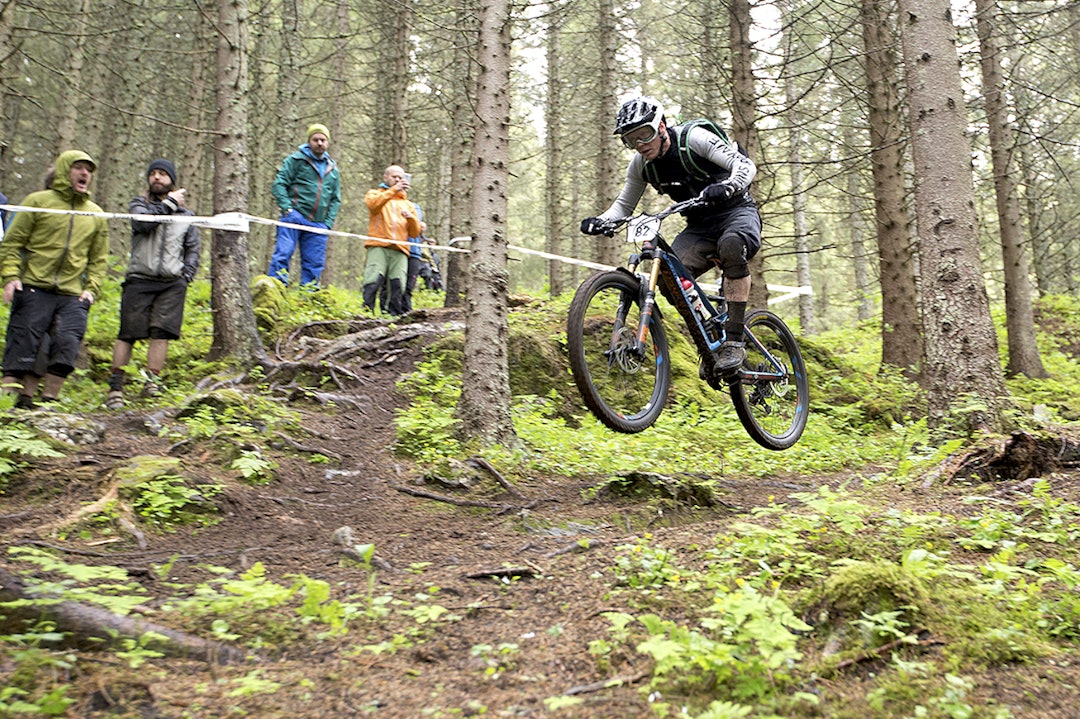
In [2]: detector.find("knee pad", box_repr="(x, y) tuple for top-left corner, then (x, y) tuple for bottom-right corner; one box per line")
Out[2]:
(716, 237), (750, 280)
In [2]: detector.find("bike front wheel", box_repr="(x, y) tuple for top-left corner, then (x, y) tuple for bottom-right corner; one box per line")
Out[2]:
(567, 271), (671, 433)
(730, 310), (810, 450)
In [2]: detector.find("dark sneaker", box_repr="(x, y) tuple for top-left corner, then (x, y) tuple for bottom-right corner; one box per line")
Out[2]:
(713, 340), (747, 376)
(14, 393), (34, 410)
(105, 390), (125, 410)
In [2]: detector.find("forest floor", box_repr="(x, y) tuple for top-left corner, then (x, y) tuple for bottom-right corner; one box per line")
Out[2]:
(1, 308), (1079, 719)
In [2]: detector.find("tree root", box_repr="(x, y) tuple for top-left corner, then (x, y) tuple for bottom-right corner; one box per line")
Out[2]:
(271, 431), (342, 461)
(948, 430), (1080, 483)
(833, 629), (943, 670)
(389, 483), (514, 510)
(544, 539), (605, 559)
(463, 566), (539, 580)
(466, 457), (525, 499)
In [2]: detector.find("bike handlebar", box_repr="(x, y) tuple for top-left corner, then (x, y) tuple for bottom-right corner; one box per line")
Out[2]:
(596, 196), (708, 235)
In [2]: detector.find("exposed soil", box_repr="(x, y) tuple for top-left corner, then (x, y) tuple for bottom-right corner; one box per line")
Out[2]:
(1, 311), (1079, 718)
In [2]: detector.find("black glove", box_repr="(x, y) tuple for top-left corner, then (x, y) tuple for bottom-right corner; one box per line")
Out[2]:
(701, 182), (737, 206)
(580, 217), (605, 235)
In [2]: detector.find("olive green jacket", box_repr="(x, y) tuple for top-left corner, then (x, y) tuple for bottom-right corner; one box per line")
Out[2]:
(0, 150), (109, 297)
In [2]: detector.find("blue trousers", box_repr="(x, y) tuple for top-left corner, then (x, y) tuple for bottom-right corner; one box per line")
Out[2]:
(267, 212), (329, 286)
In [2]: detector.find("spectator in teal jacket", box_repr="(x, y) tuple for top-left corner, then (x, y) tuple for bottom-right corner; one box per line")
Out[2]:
(267, 124), (342, 287)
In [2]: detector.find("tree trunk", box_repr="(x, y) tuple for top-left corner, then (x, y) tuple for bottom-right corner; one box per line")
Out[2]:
(595, 0), (620, 268)
(844, 125), (874, 322)
(455, 0), (516, 446)
(323, 0), (352, 289)
(700, 0), (726, 119)
(444, 1), (478, 308)
(783, 0), (814, 334)
(729, 0), (768, 310)
(544, 9), (566, 297)
(897, 0), (1006, 433)
(861, 0), (922, 375)
(56, 0), (91, 152)
(974, 0), (1047, 379)
(0, 566), (245, 664)
(181, 11), (211, 216)
(0, 0), (14, 188)
(373, 0), (412, 171)
(210, 0), (267, 368)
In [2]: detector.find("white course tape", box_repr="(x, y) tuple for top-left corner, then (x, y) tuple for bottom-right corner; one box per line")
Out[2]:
(0, 204), (810, 302)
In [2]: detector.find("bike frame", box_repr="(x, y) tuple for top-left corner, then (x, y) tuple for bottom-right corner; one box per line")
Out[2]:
(617, 205), (789, 385)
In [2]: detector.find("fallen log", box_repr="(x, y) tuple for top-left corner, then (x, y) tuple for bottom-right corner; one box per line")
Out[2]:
(0, 566), (247, 665)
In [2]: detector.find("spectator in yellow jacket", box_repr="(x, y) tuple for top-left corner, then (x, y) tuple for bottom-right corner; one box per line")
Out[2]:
(1, 150), (109, 409)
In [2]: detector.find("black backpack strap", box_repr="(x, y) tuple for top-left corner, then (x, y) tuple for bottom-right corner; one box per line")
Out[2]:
(678, 120), (735, 182)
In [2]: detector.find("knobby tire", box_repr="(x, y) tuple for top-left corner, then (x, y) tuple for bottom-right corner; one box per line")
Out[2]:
(567, 271), (671, 433)
(730, 310), (810, 450)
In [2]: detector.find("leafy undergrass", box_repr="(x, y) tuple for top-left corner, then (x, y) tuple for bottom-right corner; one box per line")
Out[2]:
(395, 293), (1078, 481)
(589, 479), (1080, 718)
(2, 282), (1079, 717)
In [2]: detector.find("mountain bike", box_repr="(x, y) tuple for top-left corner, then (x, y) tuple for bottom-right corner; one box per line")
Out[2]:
(566, 198), (809, 450)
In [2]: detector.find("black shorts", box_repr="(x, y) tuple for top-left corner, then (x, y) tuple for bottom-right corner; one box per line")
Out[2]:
(671, 205), (762, 280)
(2, 286), (90, 378)
(118, 277), (188, 342)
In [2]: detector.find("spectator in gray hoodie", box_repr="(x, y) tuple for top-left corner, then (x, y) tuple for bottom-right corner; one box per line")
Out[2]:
(105, 159), (200, 408)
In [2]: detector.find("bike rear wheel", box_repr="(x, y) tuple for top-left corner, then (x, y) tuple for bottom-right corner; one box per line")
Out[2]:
(567, 271), (671, 433)
(730, 310), (809, 450)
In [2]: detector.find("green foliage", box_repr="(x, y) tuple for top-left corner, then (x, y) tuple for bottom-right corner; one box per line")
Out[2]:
(582, 476), (1080, 716)
(469, 642), (520, 679)
(5, 546), (149, 616)
(613, 535), (680, 589)
(124, 474), (222, 529)
(112, 631), (168, 668)
(166, 563), (346, 646)
(0, 424), (65, 493)
(226, 670), (282, 698)
(394, 355), (463, 461)
(632, 585), (810, 701)
(230, 449), (277, 485)
(0, 622), (76, 717)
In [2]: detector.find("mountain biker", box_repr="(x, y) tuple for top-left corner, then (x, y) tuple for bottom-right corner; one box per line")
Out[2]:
(580, 96), (761, 376)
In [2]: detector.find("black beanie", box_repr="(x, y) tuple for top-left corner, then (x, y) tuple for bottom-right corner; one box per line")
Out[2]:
(147, 158), (177, 186)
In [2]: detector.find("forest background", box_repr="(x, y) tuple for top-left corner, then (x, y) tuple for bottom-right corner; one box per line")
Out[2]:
(1, 0), (1079, 433)
(4, 2), (1080, 716)
(2, 0), (1075, 302)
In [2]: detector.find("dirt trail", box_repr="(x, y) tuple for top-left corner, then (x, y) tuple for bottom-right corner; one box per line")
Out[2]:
(3, 314), (784, 717)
